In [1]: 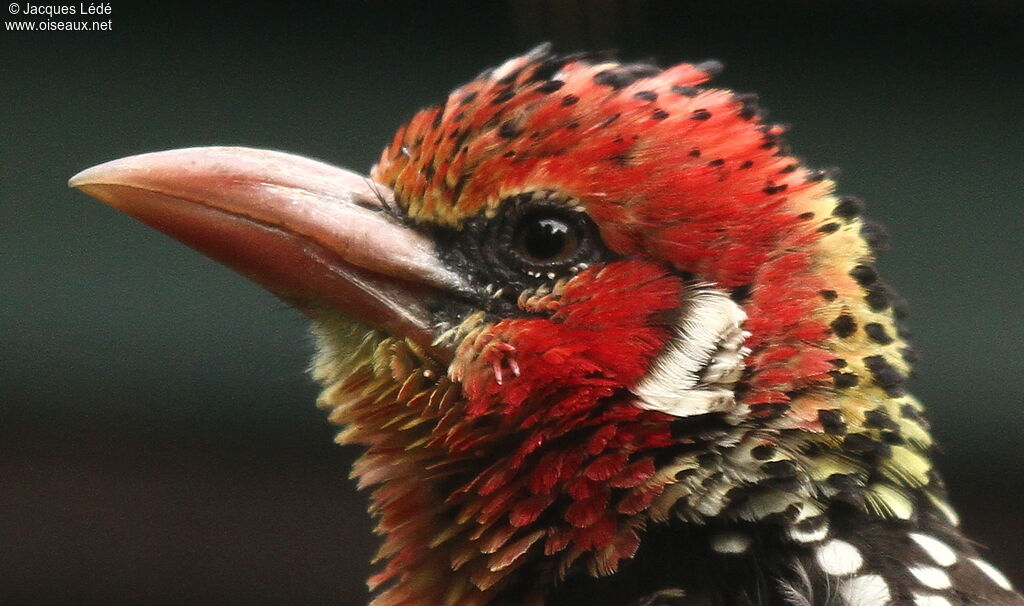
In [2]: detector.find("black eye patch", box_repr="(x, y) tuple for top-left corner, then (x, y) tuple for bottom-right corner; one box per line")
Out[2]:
(431, 192), (613, 305)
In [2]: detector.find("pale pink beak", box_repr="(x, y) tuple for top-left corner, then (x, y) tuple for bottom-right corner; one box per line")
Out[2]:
(70, 146), (468, 357)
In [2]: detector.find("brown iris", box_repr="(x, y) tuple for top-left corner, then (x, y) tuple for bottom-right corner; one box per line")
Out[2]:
(514, 214), (581, 265)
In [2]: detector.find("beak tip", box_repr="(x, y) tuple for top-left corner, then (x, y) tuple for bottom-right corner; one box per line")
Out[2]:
(69, 162), (113, 191)
(68, 168), (115, 211)
(68, 169), (89, 189)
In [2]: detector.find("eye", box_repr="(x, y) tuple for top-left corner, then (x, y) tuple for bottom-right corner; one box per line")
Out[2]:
(513, 213), (580, 265)
(493, 193), (606, 278)
(433, 191), (612, 300)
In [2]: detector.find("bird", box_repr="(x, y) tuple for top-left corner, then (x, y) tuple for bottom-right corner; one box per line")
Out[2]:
(70, 45), (1021, 606)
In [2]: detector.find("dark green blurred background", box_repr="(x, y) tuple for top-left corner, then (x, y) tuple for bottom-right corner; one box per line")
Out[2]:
(2, 1), (1022, 603)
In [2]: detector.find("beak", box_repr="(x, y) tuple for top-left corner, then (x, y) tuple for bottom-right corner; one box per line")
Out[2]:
(70, 146), (467, 358)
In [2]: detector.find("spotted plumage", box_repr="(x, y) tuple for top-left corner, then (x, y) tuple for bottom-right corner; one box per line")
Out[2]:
(72, 44), (1020, 606)
(329, 47), (1020, 606)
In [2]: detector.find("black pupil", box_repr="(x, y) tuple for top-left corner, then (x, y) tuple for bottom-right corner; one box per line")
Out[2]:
(520, 216), (575, 262)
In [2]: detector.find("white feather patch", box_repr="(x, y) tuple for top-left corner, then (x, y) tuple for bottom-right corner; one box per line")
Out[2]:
(908, 533), (957, 567)
(838, 574), (891, 605)
(633, 287), (750, 417)
(971, 558), (1013, 591)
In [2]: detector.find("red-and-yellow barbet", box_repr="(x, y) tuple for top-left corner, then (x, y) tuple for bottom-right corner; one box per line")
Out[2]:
(71, 46), (1021, 606)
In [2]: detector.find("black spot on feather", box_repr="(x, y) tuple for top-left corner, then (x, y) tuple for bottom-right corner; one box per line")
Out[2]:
(829, 371), (860, 389)
(843, 433), (878, 454)
(861, 220), (891, 253)
(528, 57), (564, 83)
(865, 282), (892, 311)
(864, 408), (899, 431)
(819, 409), (848, 434)
(497, 120), (519, 139)
(833, 196), (864, 219)
(491, 88), (515, 105)
(863, 355), (904, 396)
(850, 264), (878, 286)
(694, 60), (724, 76)
(830, 314), (857, 338)
(864, 323), (894, 345)
(735, 93), (761, 120)
(594, 69), (637, 90)
(536, 80), (565, 94)
(752, 445), (777, 460)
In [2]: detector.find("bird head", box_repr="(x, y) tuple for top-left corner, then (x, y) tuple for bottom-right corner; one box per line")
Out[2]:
(72, 46), (943, 606)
